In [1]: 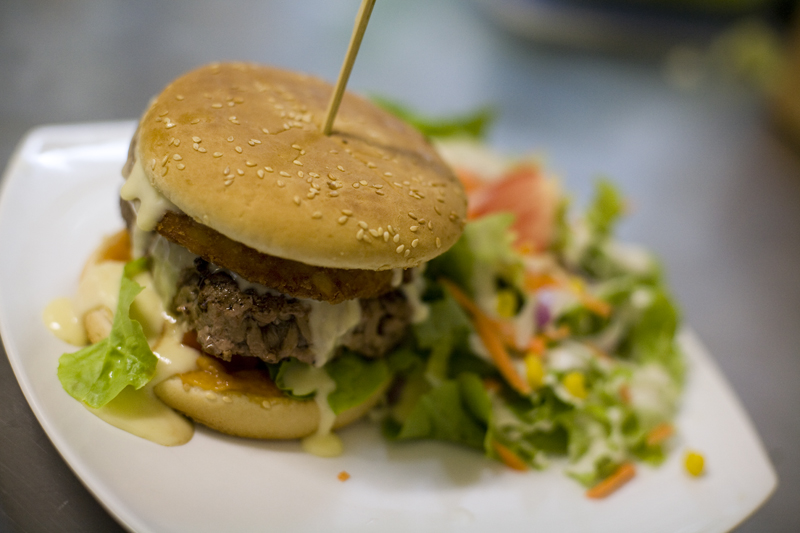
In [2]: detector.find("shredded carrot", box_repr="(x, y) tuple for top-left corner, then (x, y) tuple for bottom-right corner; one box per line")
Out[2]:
(337, 471), (351, 482)
(618, 384), (631, 404)
(492, 440), (528, 471)
(482, 377), (503, 393)
(524, 272), (561, 292)
(441, 279), (531, 395)
(645, 423), (674, 447)
(543, 324), (571, 341)
(579, 294), (612, 318)
(586, 462), (636, 499)
(527, 336), (546, 355)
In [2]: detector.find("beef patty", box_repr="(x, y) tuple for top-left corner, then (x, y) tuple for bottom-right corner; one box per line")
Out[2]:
(173, 259), (412, 365)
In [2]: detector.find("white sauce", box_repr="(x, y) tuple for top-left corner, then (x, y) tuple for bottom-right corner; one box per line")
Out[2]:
(306, 299), (362, 367)
(120, 160), (179, 257)
(280, 363), (343, 457)
(401, 269), (430, 324)
(45, 260), (198, 446)
(391, 268), (404, 288)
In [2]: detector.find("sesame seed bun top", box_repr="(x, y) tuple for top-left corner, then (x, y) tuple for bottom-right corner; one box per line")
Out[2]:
(136, 62), (467, 270)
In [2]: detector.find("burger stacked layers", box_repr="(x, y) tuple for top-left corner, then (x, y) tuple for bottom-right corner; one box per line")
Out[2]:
(118, 62), (467, 440)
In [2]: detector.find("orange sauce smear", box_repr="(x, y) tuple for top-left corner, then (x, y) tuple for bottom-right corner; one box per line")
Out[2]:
(178, 349), (284, 399)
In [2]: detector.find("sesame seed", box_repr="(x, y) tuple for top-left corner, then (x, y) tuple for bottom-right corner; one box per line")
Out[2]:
(293, 160), (303, 166)
(307, 192), (315, 199)
(158, 110), (169, 116)
(212, 103), (222, 108)
(262, 400), (271, 409)
(237, 169), (244, 176)
(228, 116), (240, 124)
(299, 171), (305, 179)
(161, 155), (169, 166)
(310, 172), (320, 178)
(198, 147), (207, 153)
(173, 139), (181, 146)
(213, 151), (223, 158)
(388, 225), (395, 234)
(293, 196), (301, 205)
(404, 249), (411, 257)
(291, 144), (301, 150)
(233, 96), (244, 104)
(311, 182), (320, 190)
(192, 136), (201, 143)
(193, 143), (199, 150)
(410, 226), (418, 232)
(235, 146), (243, 153)
(384, 172), (393, 177)
(265, 167), (274, 172)
(252, 139), (261, 144)
(376, 190), (385, 196)
(329, 191), (339, 197)
(228, 102), (234, 107)
(248, 140), (255, 146)
(246, 161), (256, 167)
(262, 128), (270, 134)
(176, 95), (184, 100)
(161, 167), (168, 176)
(173, 154), (182, 161)
(411, 239), (419, 248)
(224, 166), (230, 175)
(434, 205), (441, 215)
(165, 122), (176, 129)
(257, 169), (265, 178)
(330, 150), (338, 154)
(357, 229), (365, 240)
(150, 159), (156, 170)
(342, 209), (353, 216)
(358, 221), (368, 229)
(277, 180), (285, 187)
(352, 183), (360, 188)
(177, 163), (185, 170)
(206, 392), (217, 400)
(383, 232), (390, 242)
(428, 221), (433, 229)
(227, 136), (234, 142)
(338, 216), (348, 225)
(359, 180), (368, 186)
(409, 212), (418, 219)
(312, 211), (322, 219)
(222, 396), (232, 403)
(369, 229), (380, 238)
(396, 245), (405, 254)
(367, 162), (376, 168)
(224, 179), (234, 186)
(280, 171), (290, 177)
(338, 165), (345, 172)
(393, 234), (400, 243)
(436, 237), (442, 248)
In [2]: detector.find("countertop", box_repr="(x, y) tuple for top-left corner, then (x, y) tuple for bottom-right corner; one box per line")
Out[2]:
(1, 0), (798, 531)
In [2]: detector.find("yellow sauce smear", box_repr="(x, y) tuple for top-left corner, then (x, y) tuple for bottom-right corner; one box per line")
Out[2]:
(178, 354), (284, 398)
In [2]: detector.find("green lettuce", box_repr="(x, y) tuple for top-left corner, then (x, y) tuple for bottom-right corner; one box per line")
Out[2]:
(57, 258), (157, 409)
(273, 351), (390, 415)
(372, 96), (494, 139)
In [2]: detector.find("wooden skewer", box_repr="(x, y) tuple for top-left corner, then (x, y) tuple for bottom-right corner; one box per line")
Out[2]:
(322, 0), (376, 136)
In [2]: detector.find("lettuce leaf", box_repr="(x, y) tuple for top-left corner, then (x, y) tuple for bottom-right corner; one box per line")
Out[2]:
(385, 374), (490, 450)
(57, 260), (157, 409)
(326, 351), (390, 415)
(371, 96), (494, 139)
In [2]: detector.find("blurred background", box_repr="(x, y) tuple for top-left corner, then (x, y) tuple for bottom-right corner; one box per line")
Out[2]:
(1, 0), (799, 531)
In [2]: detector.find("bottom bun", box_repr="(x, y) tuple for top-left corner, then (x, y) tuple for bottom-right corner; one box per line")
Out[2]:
(154, 377), (386, 439)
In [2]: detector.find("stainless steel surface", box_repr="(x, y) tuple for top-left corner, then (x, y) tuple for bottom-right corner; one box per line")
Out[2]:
(1, 0), (798, 531)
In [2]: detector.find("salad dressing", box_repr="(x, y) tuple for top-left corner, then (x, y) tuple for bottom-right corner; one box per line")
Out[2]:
(280, 363), (343, 457)
(45, 260), (199, 446)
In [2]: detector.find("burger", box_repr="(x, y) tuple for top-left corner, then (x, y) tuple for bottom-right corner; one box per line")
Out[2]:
(114, 62), (467, 446)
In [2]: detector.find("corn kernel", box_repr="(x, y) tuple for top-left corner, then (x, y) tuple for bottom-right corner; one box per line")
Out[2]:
(496, 290), (517, 319)
(685, 451), (705, 477)
(563, 371), (588, 399)
(524, 353), (544, 389)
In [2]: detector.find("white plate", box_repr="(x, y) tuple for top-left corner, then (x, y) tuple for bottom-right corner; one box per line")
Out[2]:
(0, 122), (777, 533)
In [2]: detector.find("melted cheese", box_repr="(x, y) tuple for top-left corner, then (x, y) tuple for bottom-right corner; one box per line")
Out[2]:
(43, 297), (86, 346)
